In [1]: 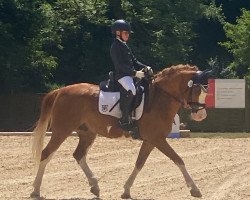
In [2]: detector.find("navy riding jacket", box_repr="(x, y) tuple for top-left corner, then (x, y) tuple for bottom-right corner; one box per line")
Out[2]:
(110, 38), (146, 80)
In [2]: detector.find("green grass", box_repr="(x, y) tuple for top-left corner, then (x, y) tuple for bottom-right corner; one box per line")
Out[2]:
(190, 132), (250, 139)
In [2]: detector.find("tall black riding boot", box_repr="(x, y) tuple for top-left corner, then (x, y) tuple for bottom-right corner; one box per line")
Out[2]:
(119, 89), (141, 139)
(119, 89), (134, 131)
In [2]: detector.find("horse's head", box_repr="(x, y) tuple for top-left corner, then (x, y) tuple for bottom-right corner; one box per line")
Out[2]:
(186, 69), (213, 121)
(153, 65), (213, 122)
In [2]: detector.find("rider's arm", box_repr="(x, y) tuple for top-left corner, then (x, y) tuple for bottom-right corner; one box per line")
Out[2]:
(131, 53), (147, 70)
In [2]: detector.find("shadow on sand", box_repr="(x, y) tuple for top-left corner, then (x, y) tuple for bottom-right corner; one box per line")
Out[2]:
(31, 197), (102, 200)
(31, 197), (154, 200)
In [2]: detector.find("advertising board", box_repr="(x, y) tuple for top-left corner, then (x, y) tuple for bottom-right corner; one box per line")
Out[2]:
(206, 79), (245, 108)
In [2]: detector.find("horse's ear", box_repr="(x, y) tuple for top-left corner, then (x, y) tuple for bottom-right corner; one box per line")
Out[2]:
(192, 69), (213, 85)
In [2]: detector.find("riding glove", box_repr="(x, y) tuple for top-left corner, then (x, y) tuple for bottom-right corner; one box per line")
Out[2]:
(135, 70), (145, 79)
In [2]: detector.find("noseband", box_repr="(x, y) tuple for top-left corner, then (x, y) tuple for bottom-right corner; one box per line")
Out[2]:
(187, 84), (207, 113)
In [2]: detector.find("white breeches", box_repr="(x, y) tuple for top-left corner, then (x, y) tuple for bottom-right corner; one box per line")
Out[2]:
(118, 76), (136, 95)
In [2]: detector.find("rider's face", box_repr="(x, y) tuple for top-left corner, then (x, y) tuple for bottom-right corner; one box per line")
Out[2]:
(117, 31), (130, 42)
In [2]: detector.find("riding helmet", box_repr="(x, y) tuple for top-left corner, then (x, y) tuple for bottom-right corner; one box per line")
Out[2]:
(111, 19), (133, 34)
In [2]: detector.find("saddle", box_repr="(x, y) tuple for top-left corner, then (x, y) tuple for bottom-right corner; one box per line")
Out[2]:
(99, 72), (146, 120)
(99, 71), (119, 92)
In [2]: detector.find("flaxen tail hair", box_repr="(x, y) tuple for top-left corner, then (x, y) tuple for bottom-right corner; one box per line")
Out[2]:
(32, 89), (59, 167)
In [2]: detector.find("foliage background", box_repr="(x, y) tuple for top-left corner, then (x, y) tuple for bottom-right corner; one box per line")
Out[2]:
(0, 0), (250, 93)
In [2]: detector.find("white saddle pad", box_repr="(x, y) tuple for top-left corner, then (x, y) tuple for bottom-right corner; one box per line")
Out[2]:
(98, 91), (144, 120)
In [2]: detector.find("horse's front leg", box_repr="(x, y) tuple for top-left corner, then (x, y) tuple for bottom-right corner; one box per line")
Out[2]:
(154, 138), (202, 197)
(121, 141), (154, 199)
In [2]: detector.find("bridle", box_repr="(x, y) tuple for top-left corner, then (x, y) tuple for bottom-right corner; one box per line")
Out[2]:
(149, 67), (212, 113)
(154, 81), (208, 113)
(187, 83), (207, 113)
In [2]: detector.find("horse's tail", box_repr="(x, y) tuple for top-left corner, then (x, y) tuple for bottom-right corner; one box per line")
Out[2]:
(32, 89), (59, 167)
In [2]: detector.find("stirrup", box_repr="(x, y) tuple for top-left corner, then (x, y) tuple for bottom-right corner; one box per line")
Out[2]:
(119, 120), (133, 131)
(129, 126), (141, 140)
(119, 118), (141, 139)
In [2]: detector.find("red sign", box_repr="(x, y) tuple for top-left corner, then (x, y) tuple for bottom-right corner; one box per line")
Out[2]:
(205, 79), (215, 108)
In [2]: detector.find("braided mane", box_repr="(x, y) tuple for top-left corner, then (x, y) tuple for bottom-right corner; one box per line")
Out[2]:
(154, 64), (198, 79)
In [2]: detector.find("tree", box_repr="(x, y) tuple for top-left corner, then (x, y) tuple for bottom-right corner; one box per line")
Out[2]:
(190, 0), (250, 75)
(222, 9), (250, 78)
(0, 0), (58, 93)
(2, 0), (249, 93)
(49, 0), (111, 85)
(108, 0), (225, 71)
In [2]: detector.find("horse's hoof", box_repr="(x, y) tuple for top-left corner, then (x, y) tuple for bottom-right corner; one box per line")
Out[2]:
(90, 186), (100, 197)
(121, 193), (131, 199)
(190, 188), (202, 197)
(30, 191), (40, 198)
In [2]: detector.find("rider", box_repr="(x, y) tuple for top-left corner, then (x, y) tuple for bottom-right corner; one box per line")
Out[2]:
(110, 19), (151, 138)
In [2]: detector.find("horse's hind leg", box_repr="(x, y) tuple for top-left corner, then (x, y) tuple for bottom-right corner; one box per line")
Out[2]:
(154, 138), (202, 198)
(31, 131), (70, 198)
(121, 141), (154, 199)
(73, 129), (99, 197)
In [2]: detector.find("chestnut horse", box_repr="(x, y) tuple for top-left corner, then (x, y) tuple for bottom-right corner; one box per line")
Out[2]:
(31, 64), (210, 199)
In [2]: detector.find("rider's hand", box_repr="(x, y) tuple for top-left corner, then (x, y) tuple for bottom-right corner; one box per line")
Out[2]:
(144, 66), (153, 76)
(135, 70), (145, 79)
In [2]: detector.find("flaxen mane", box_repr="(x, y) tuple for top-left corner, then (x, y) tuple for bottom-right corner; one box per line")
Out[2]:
(154, 64), (198, 79)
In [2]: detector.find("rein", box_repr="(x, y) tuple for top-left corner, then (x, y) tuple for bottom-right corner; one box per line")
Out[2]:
(147, 68), (209, 113)
(154, 82), (207, 113)
(154, 83), (190, 108)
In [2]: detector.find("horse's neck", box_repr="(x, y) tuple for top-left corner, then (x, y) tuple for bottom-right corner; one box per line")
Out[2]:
(149, 83), (182, 118)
